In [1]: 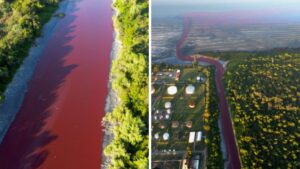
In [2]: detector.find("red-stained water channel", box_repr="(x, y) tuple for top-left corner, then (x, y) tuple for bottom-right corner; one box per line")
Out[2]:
(176, 16), (242, 169)
(0, 0), (113, 168)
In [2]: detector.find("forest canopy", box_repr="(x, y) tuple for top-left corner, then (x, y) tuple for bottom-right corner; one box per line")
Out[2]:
(103, 0), (149, 168)
(224, 53), (300, 168)
(0, 0), (60, 101)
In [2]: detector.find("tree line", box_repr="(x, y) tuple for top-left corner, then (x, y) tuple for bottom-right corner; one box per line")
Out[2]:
(0, 0), (60, 101)
(103, 0), (149, 168)
(205, 66), (224, 168)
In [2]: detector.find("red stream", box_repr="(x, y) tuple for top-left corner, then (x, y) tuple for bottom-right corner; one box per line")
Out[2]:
(176, 16), (242, 169)
(0, 0), (113, 168)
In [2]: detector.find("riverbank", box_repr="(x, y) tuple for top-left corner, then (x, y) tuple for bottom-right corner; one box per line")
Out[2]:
(101, 1), (121, 168)
(0, 0), (68, 143)
(101, 0), (149, 167)
(0, 1), (60, 101)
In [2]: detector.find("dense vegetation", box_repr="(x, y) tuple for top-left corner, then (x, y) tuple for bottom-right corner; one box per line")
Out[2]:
(103, 0), (148, 168)
(223, 53), (300, 168)
(0, 0), (59, 101)
(205, 67), (224, 168)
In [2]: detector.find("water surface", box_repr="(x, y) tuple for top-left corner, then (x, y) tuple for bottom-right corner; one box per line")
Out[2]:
(0, 0), (113, 168)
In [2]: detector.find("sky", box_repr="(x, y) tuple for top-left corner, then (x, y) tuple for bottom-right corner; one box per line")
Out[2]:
(153, 0), (300, 5)
(152, 0), (300, 18)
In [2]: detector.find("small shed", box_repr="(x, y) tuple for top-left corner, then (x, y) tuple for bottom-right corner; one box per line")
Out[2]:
(172, 121), (179, 128)
(197, 76), (205, 83)
(188, 100), (196, 108)
(151, 85), (155, 94)
(159, 123), (165, 129)
(186, 121), (193, 128)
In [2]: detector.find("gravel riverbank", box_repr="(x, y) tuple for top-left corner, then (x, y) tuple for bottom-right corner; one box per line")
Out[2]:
(0, 1), (69, 143)
(101, 1), (121, 168)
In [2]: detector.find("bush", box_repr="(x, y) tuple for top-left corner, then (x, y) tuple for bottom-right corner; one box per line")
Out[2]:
(103, 0), (149, 168)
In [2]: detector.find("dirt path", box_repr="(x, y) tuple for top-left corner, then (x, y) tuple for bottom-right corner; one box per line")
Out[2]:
(0, 0), (113, 168)
(176, 16), (241, 169)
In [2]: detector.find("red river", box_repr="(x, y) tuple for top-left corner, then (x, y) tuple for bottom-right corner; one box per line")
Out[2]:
(0, 0), (113, 168)
(176, 16), (242, 169)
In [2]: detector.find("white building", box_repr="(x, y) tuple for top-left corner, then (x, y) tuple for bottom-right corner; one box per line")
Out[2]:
(189, 131), (196, 143)
(167, 86), (177, 95)
(163, 132), (170, 140)
(196, 131), (202, 141)
(165, 114), (170, 119)
(164, 101), (172, 109)
(197, 76), (205, 83)
(185, 85), (195, 95)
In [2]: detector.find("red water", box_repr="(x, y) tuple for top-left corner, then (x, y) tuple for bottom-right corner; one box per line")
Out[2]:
(0, 0), (113, 168)
(176, 16), (241, 169)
